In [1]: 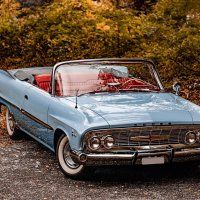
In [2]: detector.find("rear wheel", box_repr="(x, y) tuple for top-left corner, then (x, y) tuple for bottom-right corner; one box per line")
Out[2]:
(6, 108), (22, 140)
(56, 134), (86, 178)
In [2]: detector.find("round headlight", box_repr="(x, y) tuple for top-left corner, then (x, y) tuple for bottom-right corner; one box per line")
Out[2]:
(185, 131), (197, 144)
(104, 135), (115, 149)
(198, 131), (200, 142)
(89, 137), (101, 150)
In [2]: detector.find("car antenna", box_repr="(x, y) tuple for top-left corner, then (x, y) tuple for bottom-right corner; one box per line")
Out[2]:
(75, 89), (79, 109)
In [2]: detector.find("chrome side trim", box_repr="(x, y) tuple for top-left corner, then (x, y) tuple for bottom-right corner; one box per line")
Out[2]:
(0, 97), (53, 130)
(21, 109), (53, 130)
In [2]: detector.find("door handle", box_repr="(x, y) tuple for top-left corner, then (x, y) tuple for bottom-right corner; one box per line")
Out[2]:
(24, 95), (28, 100)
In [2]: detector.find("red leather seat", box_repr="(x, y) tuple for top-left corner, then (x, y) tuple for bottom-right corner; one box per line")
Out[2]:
(34, 74), (51, 92)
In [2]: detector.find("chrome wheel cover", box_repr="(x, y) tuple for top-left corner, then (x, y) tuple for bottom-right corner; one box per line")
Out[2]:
(7, 112), (15, 132)
(63, 143), (79, 169)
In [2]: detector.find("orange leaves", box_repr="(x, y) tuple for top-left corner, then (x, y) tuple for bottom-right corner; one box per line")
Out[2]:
(96, 22), (111, 31)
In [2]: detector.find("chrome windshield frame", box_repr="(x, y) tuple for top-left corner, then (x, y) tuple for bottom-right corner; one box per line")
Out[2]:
(50, 58), (165, 96)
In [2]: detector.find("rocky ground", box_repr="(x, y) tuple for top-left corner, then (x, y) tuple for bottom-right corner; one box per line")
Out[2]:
(0, 90), (200, 200)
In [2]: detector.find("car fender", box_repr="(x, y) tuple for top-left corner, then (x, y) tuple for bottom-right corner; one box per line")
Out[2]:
(48, 98), (109, 150)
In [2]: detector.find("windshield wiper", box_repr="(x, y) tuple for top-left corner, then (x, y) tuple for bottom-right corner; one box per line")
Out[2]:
(118, 88), (156, 92)
(78, 88), (158, 97)
(78, 90), (108, 97)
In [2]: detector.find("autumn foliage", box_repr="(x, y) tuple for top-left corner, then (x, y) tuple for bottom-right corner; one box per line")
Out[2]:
(0, 0), (199, 103)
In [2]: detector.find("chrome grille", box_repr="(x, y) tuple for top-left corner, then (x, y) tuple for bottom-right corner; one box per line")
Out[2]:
(114, 128), (189, 147)
(84, 125), (200, 152)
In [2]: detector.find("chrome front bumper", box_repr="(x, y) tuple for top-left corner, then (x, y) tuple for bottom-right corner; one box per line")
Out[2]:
(70, 146), (200, 166)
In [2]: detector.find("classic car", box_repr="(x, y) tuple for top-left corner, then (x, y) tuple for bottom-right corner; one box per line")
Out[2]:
(0, 58), (200, 178)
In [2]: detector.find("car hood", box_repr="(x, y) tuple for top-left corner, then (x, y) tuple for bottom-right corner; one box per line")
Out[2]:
(66, 92), (200, 128)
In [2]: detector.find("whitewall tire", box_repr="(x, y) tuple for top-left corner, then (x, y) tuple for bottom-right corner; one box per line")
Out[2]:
(6, 108), (21, 140)
(56, 134), (86, 178)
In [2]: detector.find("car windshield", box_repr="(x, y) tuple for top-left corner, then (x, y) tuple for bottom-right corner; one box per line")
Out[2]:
(54, 61), (162, 96)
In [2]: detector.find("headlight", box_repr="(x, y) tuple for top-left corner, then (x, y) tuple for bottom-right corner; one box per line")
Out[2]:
(198, 131), (200, 142)
(103, 135), (115, 149)
(185, 131), (197, 144)
(89, 136), (101, 150)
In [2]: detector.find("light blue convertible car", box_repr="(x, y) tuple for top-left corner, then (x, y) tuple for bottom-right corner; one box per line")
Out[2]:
(0, 58), (200, 178)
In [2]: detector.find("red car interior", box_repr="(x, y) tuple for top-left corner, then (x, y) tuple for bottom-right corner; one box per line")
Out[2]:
(34, 72), (159, 95)
(34, 74), (51, 92)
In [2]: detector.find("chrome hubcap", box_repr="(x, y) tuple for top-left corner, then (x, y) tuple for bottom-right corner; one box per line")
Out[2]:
(63, 143), (79, 169)
(8, 113), (15, 132)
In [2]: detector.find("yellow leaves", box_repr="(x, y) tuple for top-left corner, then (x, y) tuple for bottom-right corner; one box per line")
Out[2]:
(86, 0), (98, 6)
(86, 0), (113, 10)
(86, 11), (96, 20)
(96, 22), (110, 31)
(0, 0), (20, 29)
(0, 0), (20, 14)
(0, 0), (199, 84)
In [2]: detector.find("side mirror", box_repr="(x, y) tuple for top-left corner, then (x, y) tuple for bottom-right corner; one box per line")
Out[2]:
(173, 82), (181, 95)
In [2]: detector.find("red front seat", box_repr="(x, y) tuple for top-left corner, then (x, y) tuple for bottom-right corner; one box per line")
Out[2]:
(34, 74), (51, 92)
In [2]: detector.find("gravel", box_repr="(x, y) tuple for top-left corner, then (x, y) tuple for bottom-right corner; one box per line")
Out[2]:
(1, 109), (200, 200)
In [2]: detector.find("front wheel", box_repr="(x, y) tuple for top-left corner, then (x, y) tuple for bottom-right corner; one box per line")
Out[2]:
(6, 108), (22, 140)
(56, 134), (86, 179)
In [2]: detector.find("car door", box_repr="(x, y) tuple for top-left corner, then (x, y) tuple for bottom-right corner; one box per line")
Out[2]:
(22, 86), (54, 147)
(0, 72), (31, 110)
(0, 71), (32, 127)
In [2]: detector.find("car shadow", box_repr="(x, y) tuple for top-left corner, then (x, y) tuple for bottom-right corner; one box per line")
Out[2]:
(85, 162), (200, 183)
